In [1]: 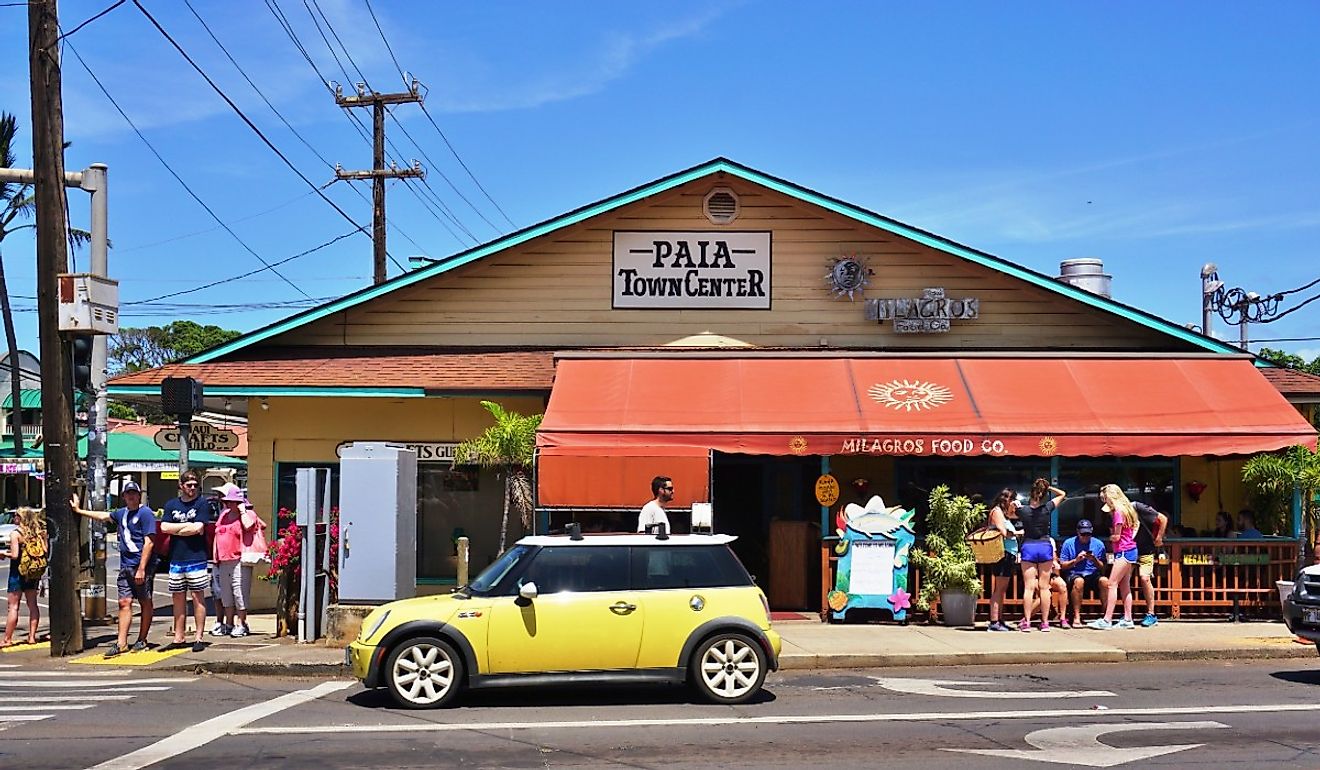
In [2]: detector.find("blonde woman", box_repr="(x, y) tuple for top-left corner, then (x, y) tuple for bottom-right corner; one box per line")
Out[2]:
(1089, 484), (1139, 630)
(1, 507), (48, 647)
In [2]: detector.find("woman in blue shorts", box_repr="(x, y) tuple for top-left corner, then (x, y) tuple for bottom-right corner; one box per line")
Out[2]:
(1017, 478), (1066, 632)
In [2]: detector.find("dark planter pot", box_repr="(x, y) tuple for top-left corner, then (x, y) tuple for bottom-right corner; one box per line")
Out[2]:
(939, 589), (977, 627)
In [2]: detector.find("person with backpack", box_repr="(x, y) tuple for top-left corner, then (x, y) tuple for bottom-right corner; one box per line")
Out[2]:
(73, 482), (156, 657)
(1, 506), (48, 647)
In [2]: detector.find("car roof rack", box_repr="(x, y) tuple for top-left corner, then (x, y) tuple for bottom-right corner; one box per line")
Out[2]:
(565, 522), (584, 541)
(643, 522), (670, 541)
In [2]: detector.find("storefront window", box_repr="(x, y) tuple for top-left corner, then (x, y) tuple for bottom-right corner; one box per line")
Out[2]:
(276, 463), (340, 527)
(417, 463), (505, 581)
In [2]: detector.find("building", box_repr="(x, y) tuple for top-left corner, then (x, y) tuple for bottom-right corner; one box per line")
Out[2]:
(109, 158), (1317, 607)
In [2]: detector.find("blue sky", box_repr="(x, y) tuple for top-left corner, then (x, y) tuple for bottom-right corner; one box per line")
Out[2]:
(2, 1), (1318, 359)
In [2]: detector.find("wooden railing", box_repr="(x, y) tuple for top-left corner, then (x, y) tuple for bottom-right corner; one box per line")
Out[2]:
(820, 538), (1299, 621)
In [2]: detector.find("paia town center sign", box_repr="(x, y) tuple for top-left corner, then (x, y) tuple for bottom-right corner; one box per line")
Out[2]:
(865, 287), (979, 333)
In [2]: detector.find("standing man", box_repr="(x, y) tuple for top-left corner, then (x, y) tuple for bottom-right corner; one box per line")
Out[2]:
(73, 482), (156, 657)
(1058, 519), (1109, 628)
(159, 470), (214, 652)
(1133, 500), (1168, 627)
(638, 476), (673, 533)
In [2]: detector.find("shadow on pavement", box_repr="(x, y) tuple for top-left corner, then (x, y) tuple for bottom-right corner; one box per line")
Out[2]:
(346, 683), (778, 710)
(1269, 669), (1320, 686)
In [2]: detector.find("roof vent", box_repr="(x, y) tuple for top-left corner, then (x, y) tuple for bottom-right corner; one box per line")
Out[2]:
(703, 187), (739, 225)
(1057, 258), (1112, 298)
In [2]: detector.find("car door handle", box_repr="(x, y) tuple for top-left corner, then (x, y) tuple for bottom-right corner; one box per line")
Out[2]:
(609, 602), (637, 615)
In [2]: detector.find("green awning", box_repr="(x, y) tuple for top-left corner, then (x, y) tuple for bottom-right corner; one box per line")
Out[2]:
(76, 432), (245, 468)
(2, 389), (43, 409)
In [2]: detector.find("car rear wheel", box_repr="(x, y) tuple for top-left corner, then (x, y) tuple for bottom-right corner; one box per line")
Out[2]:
(690, 632), (766, 705)
(385, 636), (463, 709)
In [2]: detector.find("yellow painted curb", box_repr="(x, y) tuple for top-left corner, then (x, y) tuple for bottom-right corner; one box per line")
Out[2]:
(0, 641), (50, 653)
(71, 647), (190, 666)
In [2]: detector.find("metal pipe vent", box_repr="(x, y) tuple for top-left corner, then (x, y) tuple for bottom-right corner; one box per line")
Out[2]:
(1057, 258), (1112, 298)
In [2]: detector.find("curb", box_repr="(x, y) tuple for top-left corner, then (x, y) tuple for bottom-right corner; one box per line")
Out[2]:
(157, 659), (349, 678)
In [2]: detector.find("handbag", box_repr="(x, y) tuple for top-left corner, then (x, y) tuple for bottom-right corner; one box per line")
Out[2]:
(966, 527), (1006, 564)
(240, 517), (269, 565)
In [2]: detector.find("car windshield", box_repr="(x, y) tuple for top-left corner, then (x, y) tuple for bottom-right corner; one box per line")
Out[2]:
(466, 544), (531, 595)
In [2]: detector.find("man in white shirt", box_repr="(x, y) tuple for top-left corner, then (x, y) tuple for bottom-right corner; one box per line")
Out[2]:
(638, 476), (673, 533)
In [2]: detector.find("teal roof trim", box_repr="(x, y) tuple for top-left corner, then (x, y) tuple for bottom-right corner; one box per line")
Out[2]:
(107, 385), (426, 398)
(189, 158), (1238, 361)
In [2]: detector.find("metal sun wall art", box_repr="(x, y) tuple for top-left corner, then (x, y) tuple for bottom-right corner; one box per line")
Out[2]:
(825, 255), (873, 300)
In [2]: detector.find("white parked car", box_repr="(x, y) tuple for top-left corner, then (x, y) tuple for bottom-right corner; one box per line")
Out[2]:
(1282, 563), (1320, 656)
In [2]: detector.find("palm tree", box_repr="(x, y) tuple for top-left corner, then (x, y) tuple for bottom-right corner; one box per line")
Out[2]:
(1, 112), (92, 457)
(454, 401), (543, 553)
(1243, 443), (1320, 571)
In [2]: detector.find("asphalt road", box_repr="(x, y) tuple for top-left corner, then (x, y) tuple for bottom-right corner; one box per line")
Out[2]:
(2, 659), (1319, 769)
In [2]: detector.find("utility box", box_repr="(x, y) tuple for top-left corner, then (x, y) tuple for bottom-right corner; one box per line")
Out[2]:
(339, 442), (417, 603)
(57, 273), (119, 334)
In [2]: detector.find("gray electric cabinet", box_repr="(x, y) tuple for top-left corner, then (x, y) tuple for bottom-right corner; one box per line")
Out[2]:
(338, 442), (418, 603)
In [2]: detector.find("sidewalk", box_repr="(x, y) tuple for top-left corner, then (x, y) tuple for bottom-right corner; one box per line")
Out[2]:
(6, 613), (1308, 676)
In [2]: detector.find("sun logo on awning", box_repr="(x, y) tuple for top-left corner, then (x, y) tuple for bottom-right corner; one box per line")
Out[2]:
(868, 380), (954, 411)
(788, 436), (809, 455)
(1038, 437), (1058, 455)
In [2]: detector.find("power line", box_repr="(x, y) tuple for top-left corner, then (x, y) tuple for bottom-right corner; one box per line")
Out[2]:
(56, 0), (126, 42)
(1258, 291), (1320, 324)
(1277, 276), (1320, 298)
(129, 0), (406, 276)
(358, 0), (516, 230)
(182, 0), (432, 260)
(127, 227), (365, 304)
(63, 40), (311, 299)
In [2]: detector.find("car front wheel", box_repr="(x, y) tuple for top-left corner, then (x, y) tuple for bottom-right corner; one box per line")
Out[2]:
(690, 632), (766, 704)
(385, 636), (464, 709)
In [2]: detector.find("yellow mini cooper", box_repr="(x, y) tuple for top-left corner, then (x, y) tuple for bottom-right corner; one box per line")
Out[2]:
(347, 531), (781, 708)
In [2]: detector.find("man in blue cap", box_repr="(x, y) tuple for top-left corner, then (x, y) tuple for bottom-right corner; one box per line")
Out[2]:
(1058, 519), (1109, 628)
(73, 481), (156, 657)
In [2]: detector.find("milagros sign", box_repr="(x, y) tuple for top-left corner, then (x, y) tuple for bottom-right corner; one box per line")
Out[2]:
(865, 287), (978, 333)
(613, 231), (771, 309)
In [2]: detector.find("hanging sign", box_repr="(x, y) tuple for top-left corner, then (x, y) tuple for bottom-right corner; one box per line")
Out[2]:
(865, 287), (979, 333)
(334, 441), (460, 463)
(814, 474), (840, 507)
(613, 231), (771, 309)
(153, 423), (239, 452)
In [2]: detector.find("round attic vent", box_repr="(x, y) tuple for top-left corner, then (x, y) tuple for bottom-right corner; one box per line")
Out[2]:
(703, 187), (739, 224)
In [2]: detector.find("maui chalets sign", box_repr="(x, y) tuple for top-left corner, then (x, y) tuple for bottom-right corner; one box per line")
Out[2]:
(613, 231), (771, 309)
(334, 441), (459, 463)
(864, 287), (978, 333)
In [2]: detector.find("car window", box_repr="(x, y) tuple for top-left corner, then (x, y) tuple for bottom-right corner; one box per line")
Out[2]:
(469, 544), (531, 595)
(520, 546), (631, 593)
(631, 545), (754, 590)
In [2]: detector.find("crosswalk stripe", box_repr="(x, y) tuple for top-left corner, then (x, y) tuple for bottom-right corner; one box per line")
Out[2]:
(0, 715), (52, 722)
(0, 671), (129, 678)
(0, 704), (98, 711)
(0, 680), (188, 688)
(0, 695), (134, 702)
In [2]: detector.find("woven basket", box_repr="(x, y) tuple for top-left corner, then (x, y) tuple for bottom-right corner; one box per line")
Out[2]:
(966, 529), (1005, 564)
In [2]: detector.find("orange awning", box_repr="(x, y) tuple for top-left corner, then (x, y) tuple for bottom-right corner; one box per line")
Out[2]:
(536, 446), (710, 508)
(538, 355), (1317, 458)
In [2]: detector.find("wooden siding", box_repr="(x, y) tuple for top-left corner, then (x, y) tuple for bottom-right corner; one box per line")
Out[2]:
(277, 177), (1197, 351)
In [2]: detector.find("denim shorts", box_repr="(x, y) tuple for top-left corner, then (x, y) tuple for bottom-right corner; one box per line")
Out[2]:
(1114, 548), (1139, 564)
(1020, 539), (1055, 564)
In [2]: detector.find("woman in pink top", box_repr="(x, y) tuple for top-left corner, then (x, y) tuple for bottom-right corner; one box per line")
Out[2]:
(1088, 484), (1140, 630)
(212, 486), (260, 637)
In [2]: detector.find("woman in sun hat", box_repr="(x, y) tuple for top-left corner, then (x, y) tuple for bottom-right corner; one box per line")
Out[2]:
(1089, 484), (1140, 630)
(211, 484), (261, 638)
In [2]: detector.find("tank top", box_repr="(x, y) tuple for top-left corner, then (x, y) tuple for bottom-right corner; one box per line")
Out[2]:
(1018, 499), (1056, 541)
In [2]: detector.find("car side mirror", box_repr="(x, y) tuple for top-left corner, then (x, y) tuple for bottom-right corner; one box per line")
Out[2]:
(519, 582), (538, 601)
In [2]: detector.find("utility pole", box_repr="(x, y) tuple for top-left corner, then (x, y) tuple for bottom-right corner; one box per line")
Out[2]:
(334, 80), (424, 285)
(29, 0), (84, 655)
(84, 163), (109, 622)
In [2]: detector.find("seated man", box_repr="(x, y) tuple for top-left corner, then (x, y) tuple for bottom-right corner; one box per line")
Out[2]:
(1058, 519), (1109, 627)
(1235, 509), (1264, 539)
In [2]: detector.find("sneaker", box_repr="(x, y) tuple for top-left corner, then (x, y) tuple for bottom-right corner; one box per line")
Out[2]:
(1018, 619), (1031, 632)
(103, 643), (122, 659)
(1087, 618), (1113, 630)
(230, 624), (249, 638)
(191, 640), (206, 653)
(1059, 618), (1072, 630)
(989, 621), (1013, 632)
(1039, 622), (1052, 632)
(1141, 613), (1158, 627)
(130, 640), (149, 653)
(1116, 618), (1135, 629)
(210, 623), (232, 637)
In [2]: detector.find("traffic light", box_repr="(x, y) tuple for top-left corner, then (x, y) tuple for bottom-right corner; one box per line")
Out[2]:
(70, 334), (94, 394)
(161, 376), (204, 416)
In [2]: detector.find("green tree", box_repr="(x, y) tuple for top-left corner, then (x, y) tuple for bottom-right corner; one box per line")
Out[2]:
(1258, 347), (1320, 376)
(1242, 443), (1320, 570)
(108, 321), (241, 373)
(454, 401), (543, 554)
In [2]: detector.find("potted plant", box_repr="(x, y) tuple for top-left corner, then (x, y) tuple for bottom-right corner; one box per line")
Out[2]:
(909, 485), (984, 626)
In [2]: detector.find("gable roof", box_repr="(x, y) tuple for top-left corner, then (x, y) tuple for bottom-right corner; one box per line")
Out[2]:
(189, 157), (1240, 363)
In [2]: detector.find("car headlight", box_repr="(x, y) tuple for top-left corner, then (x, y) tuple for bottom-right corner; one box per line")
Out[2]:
(361, 610), (391, 642)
